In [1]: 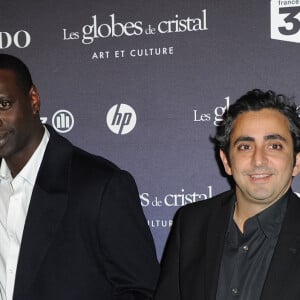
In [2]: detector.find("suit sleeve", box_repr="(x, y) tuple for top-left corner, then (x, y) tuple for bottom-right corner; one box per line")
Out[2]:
(153, 208), (182, 300)
(98, 170), (160, 300)
(154, 210), (181, 300)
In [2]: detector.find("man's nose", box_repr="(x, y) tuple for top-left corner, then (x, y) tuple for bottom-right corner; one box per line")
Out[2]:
(252, 147), (267, 166)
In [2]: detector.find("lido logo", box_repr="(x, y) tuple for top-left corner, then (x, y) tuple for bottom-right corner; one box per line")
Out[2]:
(271, 0), (300, 43)
(0, 30), (31, 49)
(106, 104), (137, 135)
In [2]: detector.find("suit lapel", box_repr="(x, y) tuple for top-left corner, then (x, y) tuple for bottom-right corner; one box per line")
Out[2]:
(13, 127), (72, 299)
(205, 191), (234, 300)
(261, 192), (300, 299)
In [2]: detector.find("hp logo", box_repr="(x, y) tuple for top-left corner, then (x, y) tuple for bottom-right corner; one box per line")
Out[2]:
(106, 104), (137, 135)
(52, 110), (74, 133)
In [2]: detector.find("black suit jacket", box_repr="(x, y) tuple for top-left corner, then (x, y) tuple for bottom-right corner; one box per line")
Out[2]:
(8, 126), (159, 300)
(154, 190), (300, 300)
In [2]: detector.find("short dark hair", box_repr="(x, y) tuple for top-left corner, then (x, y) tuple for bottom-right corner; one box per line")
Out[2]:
(215, 89), (300, 159)
(0, 53), (33, 94)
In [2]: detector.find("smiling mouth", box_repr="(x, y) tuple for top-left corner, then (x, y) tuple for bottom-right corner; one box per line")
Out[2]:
(249, 174), (272, 182)
(251, 174), (270, 178)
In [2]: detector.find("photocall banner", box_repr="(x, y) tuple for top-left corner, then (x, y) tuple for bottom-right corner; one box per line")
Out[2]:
(1, 0), (300, 258)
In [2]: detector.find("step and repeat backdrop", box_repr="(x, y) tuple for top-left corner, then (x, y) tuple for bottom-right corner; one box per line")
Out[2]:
(1, 0), (300, 258)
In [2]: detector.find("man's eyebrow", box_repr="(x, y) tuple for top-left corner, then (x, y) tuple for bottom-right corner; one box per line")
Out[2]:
(232, 134), (288, 146)
(264, 134), (287, 142)
(232, 136), (254, 146)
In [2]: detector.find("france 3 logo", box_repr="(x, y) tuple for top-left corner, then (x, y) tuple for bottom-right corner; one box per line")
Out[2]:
(271, 0), (300, 43)
(106, 104), (137, 135)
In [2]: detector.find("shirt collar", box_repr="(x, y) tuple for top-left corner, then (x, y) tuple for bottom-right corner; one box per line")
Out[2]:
(254, 189), (289, 238)
(0, 126), (50, 186)
(229, 189), (289, 240)
(226, 189), (290, 248)
(0, 157), (11, 181)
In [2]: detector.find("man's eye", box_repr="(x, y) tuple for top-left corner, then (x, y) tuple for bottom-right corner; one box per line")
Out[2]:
(0, 100), (13, 110)
(237, 144), (251, 151)
(268, 143), (283, 150)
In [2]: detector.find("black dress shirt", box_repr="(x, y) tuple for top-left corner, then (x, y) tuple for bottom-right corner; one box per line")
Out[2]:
(216, 191), (289, 300)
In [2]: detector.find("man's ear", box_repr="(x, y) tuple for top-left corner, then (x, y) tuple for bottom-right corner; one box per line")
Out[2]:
(29, 85), (40, 115)
(219, 150), (232, 176)
(292, 152), (300, 177)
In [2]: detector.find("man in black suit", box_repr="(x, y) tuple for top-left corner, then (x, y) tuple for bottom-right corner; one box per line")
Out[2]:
(0, 54), (159, 300)
(155, 89), (300, 300)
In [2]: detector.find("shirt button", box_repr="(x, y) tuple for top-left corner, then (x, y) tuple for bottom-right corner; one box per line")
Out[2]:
(242, 245), (249, 252)
(231, 287), (240, 296)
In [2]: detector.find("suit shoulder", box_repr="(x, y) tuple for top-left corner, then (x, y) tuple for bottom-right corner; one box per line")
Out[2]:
(72, 146), (120, 172)
(46, 126), (119, 172)
(177, 189), (233, 220)
(68, 146), (139, 194)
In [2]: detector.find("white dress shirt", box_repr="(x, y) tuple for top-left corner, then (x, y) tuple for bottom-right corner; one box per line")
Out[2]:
(0, 127), (49, 300)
